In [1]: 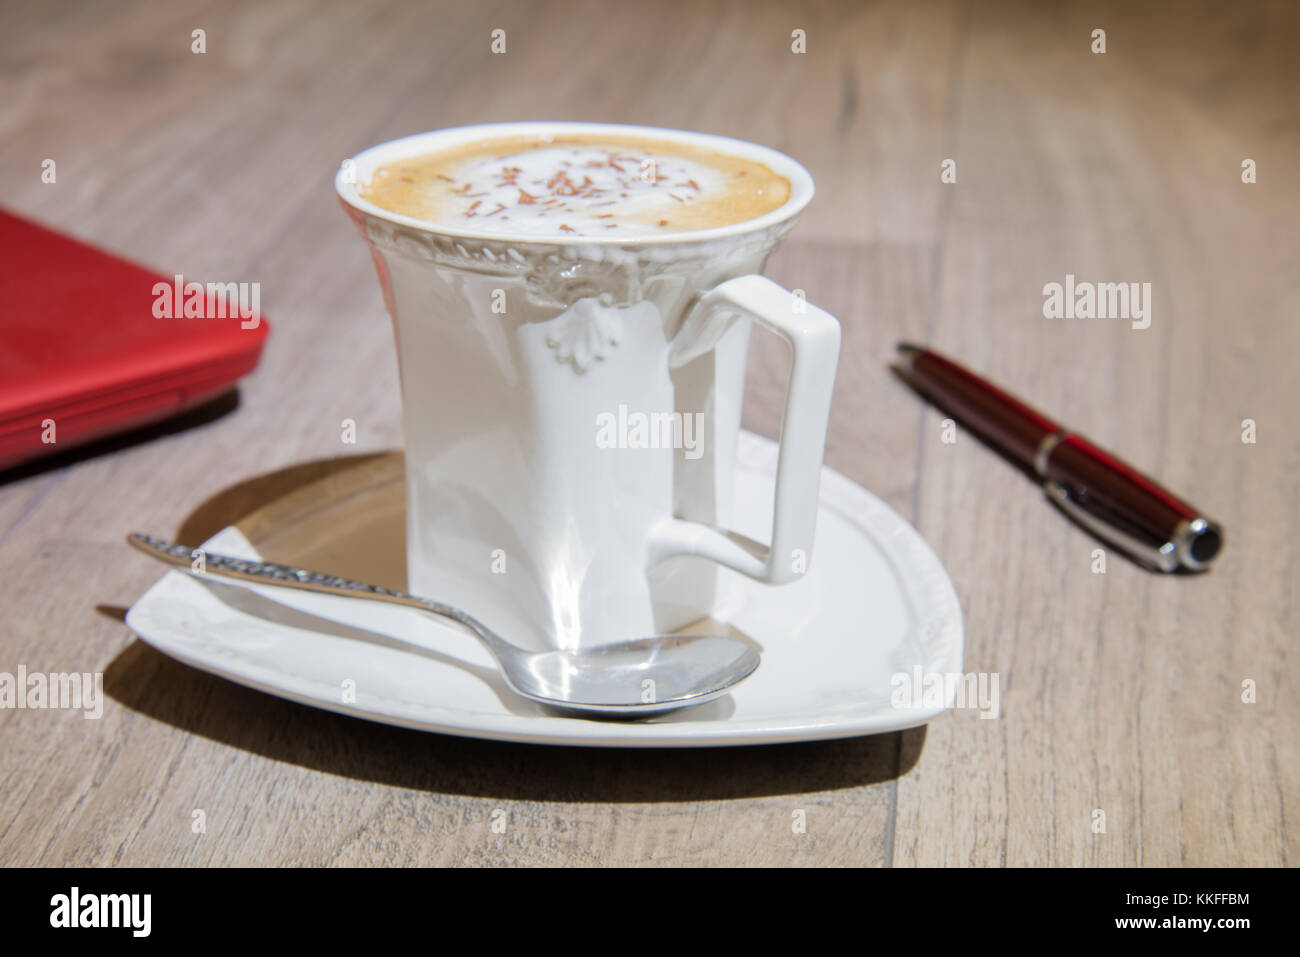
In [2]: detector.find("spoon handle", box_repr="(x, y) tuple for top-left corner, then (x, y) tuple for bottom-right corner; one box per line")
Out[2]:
(124, 533), (501, 649)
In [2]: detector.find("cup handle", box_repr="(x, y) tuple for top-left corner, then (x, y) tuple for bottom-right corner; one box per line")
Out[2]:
(649, 274), (841, 584)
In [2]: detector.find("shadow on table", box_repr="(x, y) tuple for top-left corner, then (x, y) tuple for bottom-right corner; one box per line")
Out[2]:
(102, 450), (925, 801)
(99, 635), (925, 800)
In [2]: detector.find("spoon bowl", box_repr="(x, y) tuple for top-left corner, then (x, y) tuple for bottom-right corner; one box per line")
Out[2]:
(508, 635), (760, 716)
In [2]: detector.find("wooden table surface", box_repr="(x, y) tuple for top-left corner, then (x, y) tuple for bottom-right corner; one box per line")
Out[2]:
(1, 0), (1295, 867)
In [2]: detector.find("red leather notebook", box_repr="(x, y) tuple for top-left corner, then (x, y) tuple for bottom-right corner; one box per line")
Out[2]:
(0, 208), (270, 470)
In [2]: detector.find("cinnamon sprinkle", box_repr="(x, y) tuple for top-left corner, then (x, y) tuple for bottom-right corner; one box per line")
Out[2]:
(413, 142), (779, 234)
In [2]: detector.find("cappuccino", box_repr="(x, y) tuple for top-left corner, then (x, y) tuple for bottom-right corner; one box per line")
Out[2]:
(358, 133), (791, 238)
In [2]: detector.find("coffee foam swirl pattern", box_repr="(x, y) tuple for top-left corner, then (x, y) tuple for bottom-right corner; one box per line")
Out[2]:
(359, 135), (791, 238)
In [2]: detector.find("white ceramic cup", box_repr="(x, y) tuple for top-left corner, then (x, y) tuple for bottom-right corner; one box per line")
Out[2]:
(337, 122), (840, 652)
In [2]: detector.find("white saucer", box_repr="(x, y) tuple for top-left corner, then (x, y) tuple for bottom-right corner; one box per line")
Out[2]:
(125, 432), (963, 747)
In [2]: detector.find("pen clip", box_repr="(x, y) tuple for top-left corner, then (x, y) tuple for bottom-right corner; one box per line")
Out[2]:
(1043, 480), (1180, 572)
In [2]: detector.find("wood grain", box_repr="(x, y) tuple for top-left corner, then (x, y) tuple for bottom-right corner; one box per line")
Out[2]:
(0, 0), (1294, 866)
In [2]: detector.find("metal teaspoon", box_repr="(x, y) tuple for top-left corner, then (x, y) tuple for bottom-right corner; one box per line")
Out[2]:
(126, 533), (760, 717)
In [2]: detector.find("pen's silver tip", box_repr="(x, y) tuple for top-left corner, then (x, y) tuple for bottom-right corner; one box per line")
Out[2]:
(1174, 517), (1224, 570)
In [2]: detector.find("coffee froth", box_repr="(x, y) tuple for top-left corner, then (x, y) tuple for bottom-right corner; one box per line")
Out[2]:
(358, 133), (792, 238)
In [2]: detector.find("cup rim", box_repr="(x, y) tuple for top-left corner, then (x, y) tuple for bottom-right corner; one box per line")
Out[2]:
(335, 121), (815, 248)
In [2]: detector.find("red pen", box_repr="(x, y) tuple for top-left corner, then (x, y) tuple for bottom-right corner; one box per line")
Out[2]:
(893, 343), (1223, 572)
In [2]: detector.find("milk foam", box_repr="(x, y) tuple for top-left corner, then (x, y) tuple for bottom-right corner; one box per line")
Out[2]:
(360, 136), (791, 238)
